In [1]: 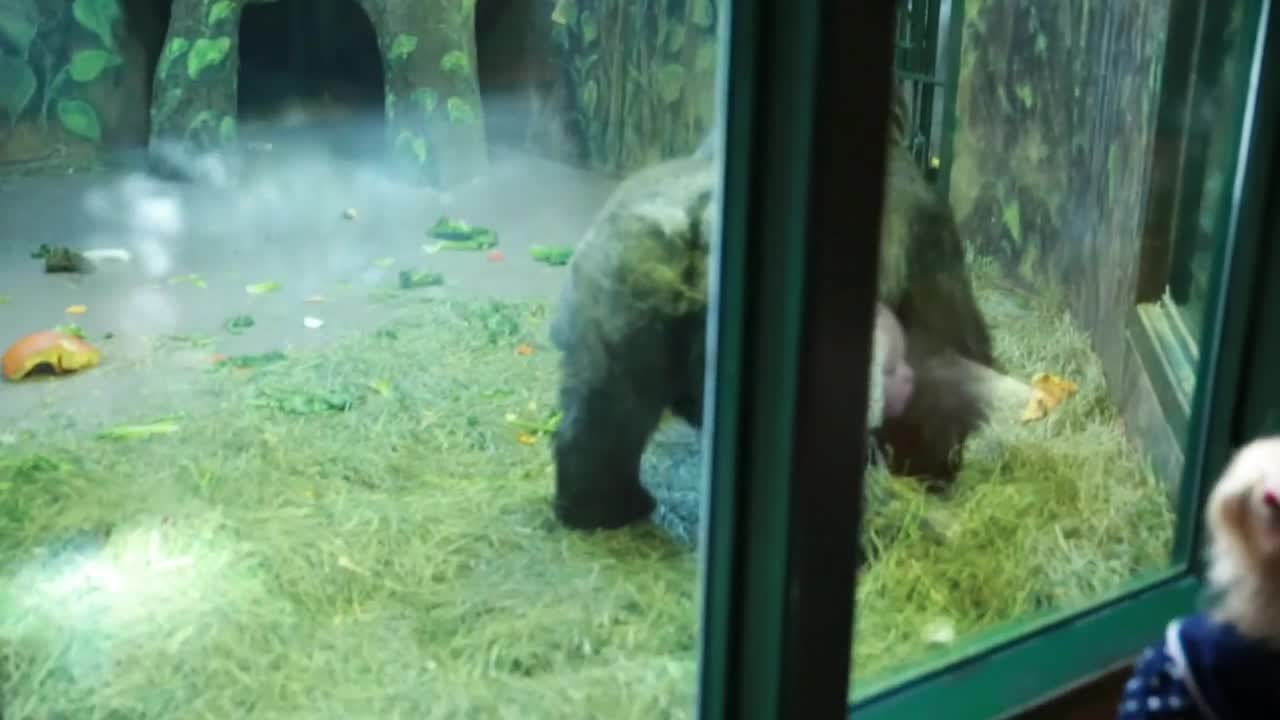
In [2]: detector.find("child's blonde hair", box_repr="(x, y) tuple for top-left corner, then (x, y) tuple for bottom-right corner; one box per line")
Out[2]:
(1205, 436), (1280, 644)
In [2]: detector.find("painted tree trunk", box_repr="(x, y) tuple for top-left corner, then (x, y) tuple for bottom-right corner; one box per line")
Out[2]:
(370, 0), (488, 186)
(149, 0), (242, 151)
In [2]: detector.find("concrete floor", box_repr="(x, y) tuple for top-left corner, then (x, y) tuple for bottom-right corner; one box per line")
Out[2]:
(0, 120), (618, 429)
(0, 119), (707, 543)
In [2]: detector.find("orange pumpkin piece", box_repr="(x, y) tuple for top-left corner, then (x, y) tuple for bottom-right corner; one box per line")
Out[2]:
(2, 330), (101, 381)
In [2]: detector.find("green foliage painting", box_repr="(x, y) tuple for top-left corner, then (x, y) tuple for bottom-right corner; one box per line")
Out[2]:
(72, 0), (119, 50)
(0, 0), (123, 143)
(0, 54), (37, 126)
(187, 37), (231, 80)
(69, 49), (122, 82)
(389, 34), (418, 61)
(554, 0), (720, 173)
(56, 98), (101, 141)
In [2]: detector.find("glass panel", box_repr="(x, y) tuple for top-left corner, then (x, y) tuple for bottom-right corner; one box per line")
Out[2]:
(849, 0), (1259, 697)
(0, 1), (727, 716)
(1132, 2), (1259, 413)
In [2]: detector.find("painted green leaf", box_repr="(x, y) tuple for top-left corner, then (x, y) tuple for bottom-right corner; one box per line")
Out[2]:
(219, 115), (236, 143)
(0, 55), (36, 125)
(665, 23), (686, 53)
(56, 98), (102, 141)
(389, 34), (418, 61)
(69, 49), (123, 82)
(187, 36), (231, 80)
(410, 88), (438, 113)
(695, 42), (717, 72)
(580, 78), (598, 117)
(580, 10), (598, 45)
(446, 96), (476, 123)
(0, 0), (39, 57)
(208, 0), (234, 25)
(656, 64), (686, 103)
(395, 131), (427, 164)
(551, 0), (577, 26)
(440, 50), (469, 74)
(157, 37), (190, 79)
(188, 110), (216, 135)
(72, 0), (120, 50)
(690, 0), (714, 28)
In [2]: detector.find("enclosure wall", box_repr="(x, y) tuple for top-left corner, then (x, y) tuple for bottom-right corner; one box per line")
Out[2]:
(947, 1), (1179, 485)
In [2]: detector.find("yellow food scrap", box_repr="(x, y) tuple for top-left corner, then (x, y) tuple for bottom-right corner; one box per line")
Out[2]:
(1021, 372), (1079, 423)
(366, 379), (393, 397)
(170, 273), (207, 288)
(515, 343), (534, 356)
(516, 432), (537, 446)
(245, 281), (282, 295)
(64, 304), (87, 314)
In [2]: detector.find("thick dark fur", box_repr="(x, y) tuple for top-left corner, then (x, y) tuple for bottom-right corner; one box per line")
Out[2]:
(872, 141), (995, 485)
(550, 100), (994, 530)
(549, 156), (716, 529)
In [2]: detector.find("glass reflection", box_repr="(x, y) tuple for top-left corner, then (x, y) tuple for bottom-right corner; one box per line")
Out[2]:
(0, 0), (724, 716)
(851, 0), (1256, 694)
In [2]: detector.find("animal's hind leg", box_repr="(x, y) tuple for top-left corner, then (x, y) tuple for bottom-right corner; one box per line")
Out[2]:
(552, 332), (670, 530)
(876, 348), (991, 488)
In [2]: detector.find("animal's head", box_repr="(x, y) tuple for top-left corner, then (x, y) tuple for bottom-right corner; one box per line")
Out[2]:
(1208, 436), (1280, 574)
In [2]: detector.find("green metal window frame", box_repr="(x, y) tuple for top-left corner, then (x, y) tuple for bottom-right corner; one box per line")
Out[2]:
(695, 0), (1280, 717)
(695, 1), (896, 717)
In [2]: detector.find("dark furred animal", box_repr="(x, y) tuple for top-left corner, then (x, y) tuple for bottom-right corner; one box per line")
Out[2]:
(549, 109), (994, 530)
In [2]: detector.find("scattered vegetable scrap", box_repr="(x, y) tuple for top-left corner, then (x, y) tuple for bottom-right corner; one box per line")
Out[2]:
(245, 281), (282, 295)
(212, 351), (287, 371)
(97, 420), (181, 440)
(2, 330), (101, 381)
(32, 244), (95, 274)
(504, 409), (563, 439)
(82, 248), (131, 264)
(250, 387), (356, 415)
(224, 315), (255, 334)
(54, 324), (85, 338)
(1021, 372), (1079, 423)
(170, 273), (208, 288)
(514, 343), (533, 357)
(366, 379), (393, 397)
(530, 244), (574, 266)
(64, 304), (87, 315)
(516, 432), (537, 446)
(343, 208), (358, 220)
(373, 257), (395, 268)
(398, 269), (444, 289)
(423, 215), (499, 252)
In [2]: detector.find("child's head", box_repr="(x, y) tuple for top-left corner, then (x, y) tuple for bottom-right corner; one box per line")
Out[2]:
(874, 303), (914, 420)
(1206, 435), (1280, 639)
(866, 303), (915, 433)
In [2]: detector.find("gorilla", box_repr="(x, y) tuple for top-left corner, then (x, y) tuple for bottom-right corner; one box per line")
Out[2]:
(548, 94), (994, 530)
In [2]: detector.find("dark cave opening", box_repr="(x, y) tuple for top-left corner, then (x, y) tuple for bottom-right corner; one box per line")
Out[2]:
(236, 0), (385, 128)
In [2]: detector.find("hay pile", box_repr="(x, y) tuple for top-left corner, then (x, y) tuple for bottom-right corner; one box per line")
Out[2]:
(0, 263), (1174, 717)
